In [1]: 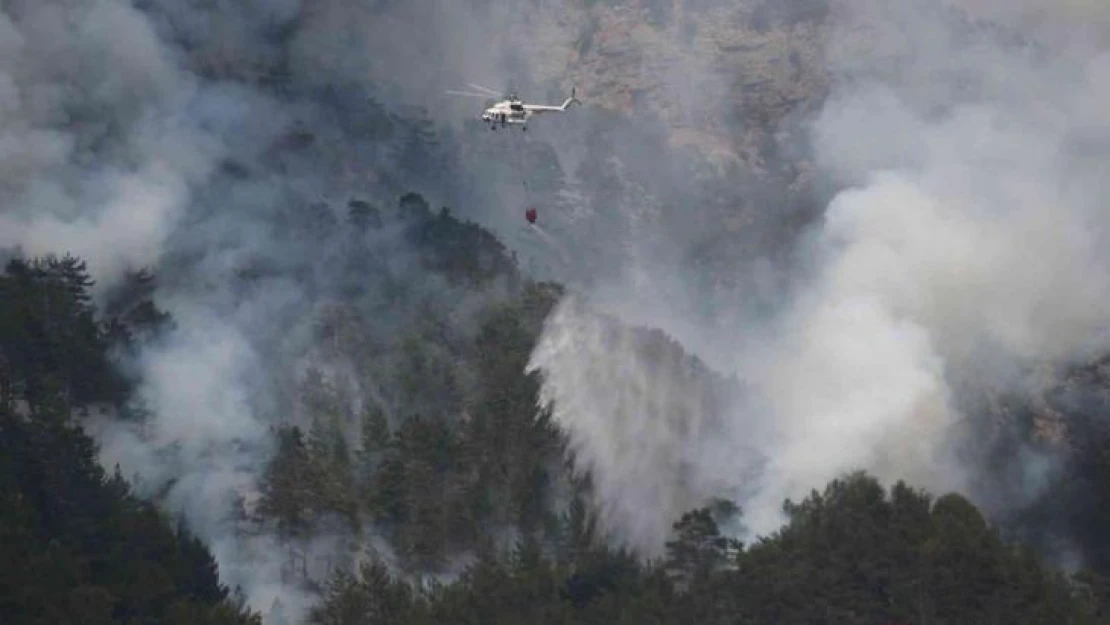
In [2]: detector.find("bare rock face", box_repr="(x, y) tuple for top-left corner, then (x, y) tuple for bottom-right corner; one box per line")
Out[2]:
(473, 0), (830, 193)
(479, 0), (838, 281)
(1040, 357), (1110, 451)
(558, 0), (832, 175)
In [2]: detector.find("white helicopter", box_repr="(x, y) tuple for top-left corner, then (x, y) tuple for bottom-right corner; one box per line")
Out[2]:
(447, 82), (580, 131)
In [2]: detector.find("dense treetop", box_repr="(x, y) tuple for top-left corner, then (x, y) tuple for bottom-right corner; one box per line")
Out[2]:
(4, 197), (1110, 625)
(0, 255), (259, 625)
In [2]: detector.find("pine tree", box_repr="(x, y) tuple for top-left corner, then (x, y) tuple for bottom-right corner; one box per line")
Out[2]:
(358, 403), (390, 477)
(347, 199), (383, 232)
(256, 426), (315, 538)
(390, 109), (445, 188)
(663, 507), (733, 590)
(306, 413), (358, 528)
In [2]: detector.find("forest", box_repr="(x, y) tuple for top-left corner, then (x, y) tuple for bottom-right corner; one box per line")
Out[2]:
(0, 255), (258, 625)
(6, 0), (1110, 623)
(4, 199), (1110, 624)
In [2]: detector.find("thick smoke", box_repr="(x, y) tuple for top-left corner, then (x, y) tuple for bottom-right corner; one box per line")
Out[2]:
(528, 295), (760, 549)
(11, 0), (1110, 620)
(3, 0), (740, 621)
(0, 1), (221, 293)
(528, 0), (1110, 553)
(0, 0), (561, 622)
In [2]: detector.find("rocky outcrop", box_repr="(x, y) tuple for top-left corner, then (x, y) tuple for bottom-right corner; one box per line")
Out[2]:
(556, 0), (831, 176)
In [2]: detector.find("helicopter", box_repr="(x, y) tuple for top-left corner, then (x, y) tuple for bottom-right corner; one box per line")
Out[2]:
(447, 82), (580, 131)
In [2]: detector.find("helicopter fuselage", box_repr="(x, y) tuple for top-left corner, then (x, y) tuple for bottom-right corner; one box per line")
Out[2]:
(481, 100), (529, 129)
(471, 88), (578, 130)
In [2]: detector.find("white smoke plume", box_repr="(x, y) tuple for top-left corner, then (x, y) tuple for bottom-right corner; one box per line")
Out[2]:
(0, 1), (630, 622)
(0, 1), (448, 622)
(10, 0), (1110, 619)
(0, 1), (221, 293)
(528, 294), (760, 549)
(528, 0), (1110, 553)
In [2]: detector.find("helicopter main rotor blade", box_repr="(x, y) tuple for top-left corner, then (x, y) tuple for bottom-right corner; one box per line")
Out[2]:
(446, 90), (495, 98)
(466, 82), (503, 96)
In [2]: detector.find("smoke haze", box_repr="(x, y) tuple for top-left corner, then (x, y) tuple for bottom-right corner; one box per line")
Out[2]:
(529, 0), (1110, 553)
(6, 0), (1110, 621)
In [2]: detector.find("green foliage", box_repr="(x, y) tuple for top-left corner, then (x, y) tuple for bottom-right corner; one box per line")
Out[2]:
(399, 192), (520, 287)
(0, 403), (259, 625)
(347, 199), (383, 231)
(309, 471), (1108, 625)
(257, 426), (317, 538)
(307, 562), (422, 625)
(390, 110), (445, 183)
(4, 210), (1105, 625)
(255, 282), (566, 570)
(663, 506), (738, 589)
(251, 205), (565, 571)
(100, 268), (174, 352)
(0, 253), (255, 624)
(0, 255), (130, 410)
(377, 414), (460, 571)
(997, 359), (1110, 577)
(726, 473), (1096, 625)
(362, 406), (390, 447)
(308, 412), (360, 527)
(257, 417), (362, 537)
(461, 284), (565, 534)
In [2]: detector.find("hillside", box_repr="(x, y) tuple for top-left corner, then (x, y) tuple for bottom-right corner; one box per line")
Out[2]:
(0, 256), (260, 625)
(5, 234), (1110, 625)
(4, 0), (1110, 624)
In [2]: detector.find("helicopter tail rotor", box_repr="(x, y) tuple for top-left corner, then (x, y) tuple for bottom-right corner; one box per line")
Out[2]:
(560, 85), (581, 111)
